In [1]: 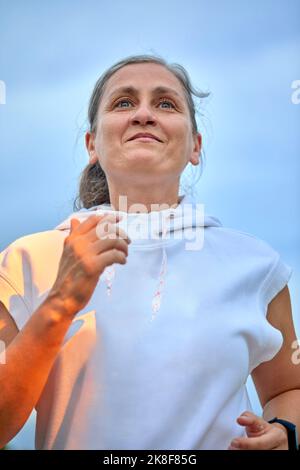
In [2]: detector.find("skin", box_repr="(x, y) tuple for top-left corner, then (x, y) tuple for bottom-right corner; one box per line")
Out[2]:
(85, 62), (202, 213)
(228, 411), (290, 450)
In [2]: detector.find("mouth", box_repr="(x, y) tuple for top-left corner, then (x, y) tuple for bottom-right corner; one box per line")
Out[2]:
(130, 137), (160, 143)
(127, 133), (163, 143)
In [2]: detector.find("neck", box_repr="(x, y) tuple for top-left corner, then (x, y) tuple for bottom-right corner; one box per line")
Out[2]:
(107, 181), (181, 213)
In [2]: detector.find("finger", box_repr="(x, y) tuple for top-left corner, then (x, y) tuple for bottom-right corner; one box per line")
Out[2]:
(70, 218), (81, 233)
(96, 221), (131, 244)
(229, 431), (281, 450)
(91, 238), (129, 257)
(70, 214), (106, 235)
(238, 410), (261, 422)
(98, 212), (123, 224)
(237, 411), (260, 427)
(94, 248), (127, 272)
(73, 213), (122, 236)
(237, 411), (266, 436)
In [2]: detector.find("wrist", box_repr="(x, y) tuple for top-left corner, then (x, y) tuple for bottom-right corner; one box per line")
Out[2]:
(268, 417), (299, 450)
(270, 422), (289, 438)
(27, 293), (76, 349)
(43, 290), (79, 323)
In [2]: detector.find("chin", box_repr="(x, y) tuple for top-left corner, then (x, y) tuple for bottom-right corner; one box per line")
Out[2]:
(126, 151), (159, 160)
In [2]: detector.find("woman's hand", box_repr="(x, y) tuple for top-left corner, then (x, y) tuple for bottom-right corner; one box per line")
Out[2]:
(48, 213), (131, 316)
(228, 411), (289, 450)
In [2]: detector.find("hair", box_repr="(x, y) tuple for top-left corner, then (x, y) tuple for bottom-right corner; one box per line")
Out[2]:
(73, 54), (210, 210)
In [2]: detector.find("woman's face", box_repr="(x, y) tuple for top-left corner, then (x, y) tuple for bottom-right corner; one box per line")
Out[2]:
(86, 62), (201, 185)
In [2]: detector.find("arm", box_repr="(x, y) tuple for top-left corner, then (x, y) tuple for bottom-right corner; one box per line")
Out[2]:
(0, 297), (75, 448)
(252, 285), (300, 441)
(0, 214), (130, 448)
(229, 285), (300, 450)
(0, 215), (130, 448)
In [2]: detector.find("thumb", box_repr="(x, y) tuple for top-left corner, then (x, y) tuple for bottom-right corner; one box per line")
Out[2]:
(70, 218), (80, 233)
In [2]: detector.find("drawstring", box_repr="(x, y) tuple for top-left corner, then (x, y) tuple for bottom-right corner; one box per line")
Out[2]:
(103, 211), (173, 320)
(104, 247), (168, 322)
(104, 264), (115, 297)
(151, 246), (168, 322)
(150, 212), (172, 321)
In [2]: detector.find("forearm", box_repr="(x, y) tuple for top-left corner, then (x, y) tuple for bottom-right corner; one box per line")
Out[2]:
(0, 295), (75, 447)
(262, 389), (300, 444)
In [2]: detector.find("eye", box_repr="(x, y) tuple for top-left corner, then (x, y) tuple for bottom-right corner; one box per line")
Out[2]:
(158, 99), (175, 109)
(113, 97), (176, 110)
(114, 98), (133, 108)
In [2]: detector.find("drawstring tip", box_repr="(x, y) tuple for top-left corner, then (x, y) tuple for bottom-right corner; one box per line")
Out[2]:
(104, 265), (115, 298)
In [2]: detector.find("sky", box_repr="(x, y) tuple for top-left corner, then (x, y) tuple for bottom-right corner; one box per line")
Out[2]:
(0, 0), (299, 450)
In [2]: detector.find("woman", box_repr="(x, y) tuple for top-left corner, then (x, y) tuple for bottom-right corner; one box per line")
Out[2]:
(0, 55), (299, 450)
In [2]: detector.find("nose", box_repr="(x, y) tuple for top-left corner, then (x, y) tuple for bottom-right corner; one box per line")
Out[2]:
(129, 102), (157, 126)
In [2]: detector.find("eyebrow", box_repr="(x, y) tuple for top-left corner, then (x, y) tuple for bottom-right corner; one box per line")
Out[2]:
(106, 86), (183, 102)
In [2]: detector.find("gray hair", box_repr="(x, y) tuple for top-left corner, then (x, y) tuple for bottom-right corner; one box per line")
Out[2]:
(74, 54), (210, 210)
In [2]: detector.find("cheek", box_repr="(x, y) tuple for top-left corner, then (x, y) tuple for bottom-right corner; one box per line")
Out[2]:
(168, 117), (191, 139)
(99, 121), (116, 141)
(95, 118), (122, 153)
(169, 122), (193, 150)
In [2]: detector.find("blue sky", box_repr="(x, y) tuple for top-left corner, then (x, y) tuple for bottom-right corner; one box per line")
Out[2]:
(0, 0), (299, 450)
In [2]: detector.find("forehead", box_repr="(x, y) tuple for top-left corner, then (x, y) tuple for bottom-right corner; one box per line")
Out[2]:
(102, 62), (186, 100)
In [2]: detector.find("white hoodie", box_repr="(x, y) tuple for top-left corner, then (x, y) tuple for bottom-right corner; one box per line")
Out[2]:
(0, 193), (292, 449)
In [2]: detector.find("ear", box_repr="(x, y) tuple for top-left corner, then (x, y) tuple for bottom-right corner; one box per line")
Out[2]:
(189, 133), (202, 166)
(85, 131), (98, 165)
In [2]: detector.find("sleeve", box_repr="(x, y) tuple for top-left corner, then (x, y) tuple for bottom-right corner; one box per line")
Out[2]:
(259, 251), (293, 311)
(0, 241), (32, 331)
(248, 243), (293, 372)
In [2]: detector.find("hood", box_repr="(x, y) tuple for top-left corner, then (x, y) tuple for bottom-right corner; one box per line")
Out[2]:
(54, 194), (222, 321)
(55, 194), (222, 239)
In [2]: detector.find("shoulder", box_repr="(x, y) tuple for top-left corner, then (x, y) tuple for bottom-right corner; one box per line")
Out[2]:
(209, 224), (281, 263)
(0, 229), (66, 287)
(1, 229), (66, 258)
(210, 225), (292, 301)
(215, 224), (272, 245)
(0, 229), (67, 322)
